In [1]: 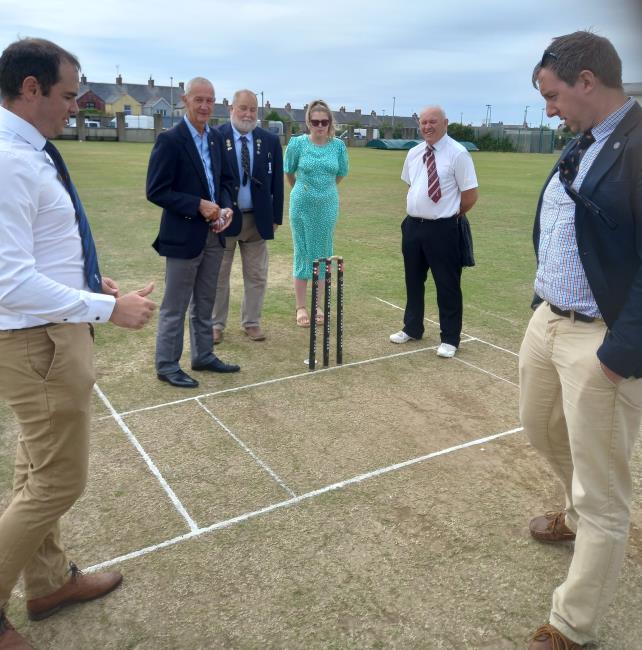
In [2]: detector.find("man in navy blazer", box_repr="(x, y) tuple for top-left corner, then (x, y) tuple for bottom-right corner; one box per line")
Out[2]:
(520, 32), (642, 649)
(147, 77), (240, 388)
(212, 89), (284, 343)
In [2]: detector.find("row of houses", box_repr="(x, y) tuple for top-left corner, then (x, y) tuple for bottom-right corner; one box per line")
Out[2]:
(75, 74), (420, 133)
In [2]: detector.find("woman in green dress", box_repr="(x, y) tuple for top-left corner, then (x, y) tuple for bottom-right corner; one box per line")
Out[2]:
(284, 99), (349, 326)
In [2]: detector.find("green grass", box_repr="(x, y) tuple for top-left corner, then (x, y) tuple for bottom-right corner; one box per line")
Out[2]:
(2, 143), (641, 649)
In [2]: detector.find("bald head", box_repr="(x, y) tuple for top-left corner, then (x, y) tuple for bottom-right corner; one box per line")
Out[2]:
(418, 106), (448, 146)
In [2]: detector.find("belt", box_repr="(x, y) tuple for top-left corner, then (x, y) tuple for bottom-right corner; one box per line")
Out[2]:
(549, 303), (595, 323)
(241, 209), (254, 214)
(409, 214), (458, 223)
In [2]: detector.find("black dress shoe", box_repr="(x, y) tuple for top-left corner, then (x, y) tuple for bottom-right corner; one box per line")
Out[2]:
(192, 357), (240, 373)
(157, 369), (199, 388)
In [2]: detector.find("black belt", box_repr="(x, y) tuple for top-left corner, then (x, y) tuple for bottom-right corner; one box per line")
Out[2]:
(241, 209), (254, 213)
(549, 303), (595, 323)
(409, 214), (458, 223)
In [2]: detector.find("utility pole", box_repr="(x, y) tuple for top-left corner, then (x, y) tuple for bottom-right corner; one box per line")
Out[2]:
(460, 112), (463, 125)
(485, 104), (492, 127)
(523, 105), (529, 127)
(392, 96), (396, 130)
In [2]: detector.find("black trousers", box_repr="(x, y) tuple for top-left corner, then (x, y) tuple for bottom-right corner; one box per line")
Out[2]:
(401, 215), (462, 346)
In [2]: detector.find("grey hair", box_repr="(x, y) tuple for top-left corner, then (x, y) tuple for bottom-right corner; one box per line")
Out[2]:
(184, 77), (213, 96)
(232, 89), (257, 105)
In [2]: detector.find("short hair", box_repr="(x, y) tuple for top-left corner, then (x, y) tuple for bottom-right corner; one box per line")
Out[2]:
(305, 99), (335, 138)
(184, 77), (213, 96)
(532, 30), (622, 89)
(419, 106), (447, 121)
(232, 89), (257, 106)
(0, 38), (80, 100)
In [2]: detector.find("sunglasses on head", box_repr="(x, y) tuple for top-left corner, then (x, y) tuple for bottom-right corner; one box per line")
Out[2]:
(540, 49), (558, 66)
(310, 119), (330, 127)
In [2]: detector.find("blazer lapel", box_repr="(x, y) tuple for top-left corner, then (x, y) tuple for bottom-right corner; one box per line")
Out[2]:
(580, 103), (641, 197)
(222, 125), (240, 184)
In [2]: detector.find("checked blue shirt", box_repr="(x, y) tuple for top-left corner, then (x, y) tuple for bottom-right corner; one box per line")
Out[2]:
(534, 97), (636, 317)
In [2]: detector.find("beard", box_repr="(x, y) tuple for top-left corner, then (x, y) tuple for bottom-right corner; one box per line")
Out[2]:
(232, 116), (258, 134)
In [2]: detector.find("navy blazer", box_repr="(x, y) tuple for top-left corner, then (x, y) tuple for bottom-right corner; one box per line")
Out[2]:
(533, 102), (642, 378)
(146, 119), (234, 259)
(217, 123), (284, 240)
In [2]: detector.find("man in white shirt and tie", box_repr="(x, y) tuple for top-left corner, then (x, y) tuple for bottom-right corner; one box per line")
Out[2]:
(0, 37), (155, 649)
(390, 106), (479, 358)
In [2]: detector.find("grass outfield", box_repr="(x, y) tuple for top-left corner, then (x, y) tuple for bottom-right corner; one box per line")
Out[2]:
(1, 143), (641, 649)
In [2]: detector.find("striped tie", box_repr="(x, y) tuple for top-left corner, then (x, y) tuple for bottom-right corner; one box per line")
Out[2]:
(44, 141), (102, 292)
(423, 145), (441, 203)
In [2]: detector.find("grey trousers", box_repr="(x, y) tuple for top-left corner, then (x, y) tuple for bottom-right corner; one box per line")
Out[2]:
(212, 212), (269, 330)
(156, 231), (224, 374)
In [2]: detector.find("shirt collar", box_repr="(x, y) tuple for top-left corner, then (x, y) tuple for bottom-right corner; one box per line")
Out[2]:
(183, 114), (210, 139)
(591, 97), (636, 143)
(428, 133), (448, 152)
(0, 105), (47, 151)
(231, 124), (253, 143)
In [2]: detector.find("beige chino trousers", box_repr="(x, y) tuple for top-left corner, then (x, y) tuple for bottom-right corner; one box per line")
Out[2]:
(0, 323), (95, 607)
(519, 303), (642, 645)
(212, 212), (269, 331)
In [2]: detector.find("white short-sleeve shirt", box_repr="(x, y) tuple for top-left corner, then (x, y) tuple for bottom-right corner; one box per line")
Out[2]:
(401, 134), (478, 219)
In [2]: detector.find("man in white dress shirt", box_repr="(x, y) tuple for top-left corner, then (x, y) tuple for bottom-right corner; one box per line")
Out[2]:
(0, 38), (155, 649)
(389, 106), (478, 358)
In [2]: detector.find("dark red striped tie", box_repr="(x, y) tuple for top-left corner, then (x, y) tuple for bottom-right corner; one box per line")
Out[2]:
(423, 145), (441, 203)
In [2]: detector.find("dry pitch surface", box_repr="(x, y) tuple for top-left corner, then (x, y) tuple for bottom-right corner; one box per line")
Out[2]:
(2, 295), (641, 650)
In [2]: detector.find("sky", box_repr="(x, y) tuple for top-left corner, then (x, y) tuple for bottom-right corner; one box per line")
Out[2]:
(1, 0), (641, 127)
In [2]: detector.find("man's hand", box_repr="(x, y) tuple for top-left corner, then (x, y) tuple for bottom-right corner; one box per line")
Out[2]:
(109, 283), (156, 330)
(199, 199), (220, 222)
(211, 207), (233, 233)
(601, 361), (623, 385)
(101, 276), (120, 297)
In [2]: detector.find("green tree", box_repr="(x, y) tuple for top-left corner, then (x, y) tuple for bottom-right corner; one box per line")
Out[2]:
(263, 110), (282, 123)
(447, 123), (475, 142)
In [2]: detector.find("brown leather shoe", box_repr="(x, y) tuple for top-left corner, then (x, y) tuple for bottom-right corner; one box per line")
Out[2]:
(244, 325), (266, 341)
(529, 511), (576, 543)
(213, 328), (223, 344)
(26, 562), (122, 621)
(0, 610), (37, 649)
(528, 623), (584, 649)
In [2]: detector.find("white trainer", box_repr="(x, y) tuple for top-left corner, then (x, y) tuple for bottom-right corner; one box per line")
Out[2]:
(436, 343), (457, 358)
(389, 330), (413, 344)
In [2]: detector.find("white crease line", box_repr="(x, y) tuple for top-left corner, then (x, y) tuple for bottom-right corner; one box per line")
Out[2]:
(375, 296), (519, 357)
(453, 357), (519, 388)
(466, 303), (521, 326)
(196, 399), (297, 498)
(110, 344), (444, 419)
(93, 384), (199, 533)
(85, 424), (524, 573)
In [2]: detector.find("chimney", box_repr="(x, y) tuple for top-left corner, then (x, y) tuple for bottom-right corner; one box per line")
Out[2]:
(355, 109), (361, 116)
(148, 76), (154, 88)
(80, 74), (87, 84)
(303, 103), (309, 112)
(178, 81), (184, 91)
(265, 100), (271, 109)
(116, 74), (122, 85)
(285, 102), (291, 111)
(340, 106), (346, 113)
(371, 110), (376, 116)
(223, 98), (229, 107)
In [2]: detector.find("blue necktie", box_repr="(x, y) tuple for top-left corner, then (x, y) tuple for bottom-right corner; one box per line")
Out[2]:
(558, 130), (595, 188)
(44, 141), (102, 293)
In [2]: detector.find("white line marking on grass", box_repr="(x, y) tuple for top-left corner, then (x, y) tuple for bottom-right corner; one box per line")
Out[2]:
(196, 399), (297, 498)
(465, 303), (521, 326)
(453, 357), (519, 388)
(85, 424), (523, 573)
(375, 297), (519, 357)
(93, 384), (199, 533)
(113, 344), (443, 419)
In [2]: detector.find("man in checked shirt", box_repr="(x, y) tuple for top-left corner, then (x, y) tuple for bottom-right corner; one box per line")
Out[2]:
(520, 31), (642, 650)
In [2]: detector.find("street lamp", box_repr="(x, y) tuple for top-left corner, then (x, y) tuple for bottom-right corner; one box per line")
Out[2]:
(523, 105), (529, 127)
(170, 76), (174, 127)
(392, 96), (396, 130)
(254, 90), (264, 120)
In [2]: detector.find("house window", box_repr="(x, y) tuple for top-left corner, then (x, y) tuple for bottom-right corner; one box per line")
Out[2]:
(124, 105), (132, 115)
(156, 109), (167, 116)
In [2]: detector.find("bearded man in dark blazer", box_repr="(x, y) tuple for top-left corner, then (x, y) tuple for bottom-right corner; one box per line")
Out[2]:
(147, 77), (240, 388)
(212, 89), (284, 343)
(520, 31), (642, 650)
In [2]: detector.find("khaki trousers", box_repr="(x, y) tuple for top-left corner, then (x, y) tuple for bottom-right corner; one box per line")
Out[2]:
(212, 212), (269, 330)
(0, 323), (95, 607)
(519, 303), (642, 645)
